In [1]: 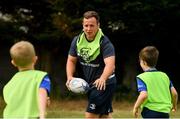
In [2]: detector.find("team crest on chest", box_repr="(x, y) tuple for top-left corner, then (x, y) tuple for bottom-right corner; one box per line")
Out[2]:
(79, 47), (91, 62)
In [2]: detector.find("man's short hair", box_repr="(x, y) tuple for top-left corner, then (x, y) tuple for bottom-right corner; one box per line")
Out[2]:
(83, 11), (100, 23)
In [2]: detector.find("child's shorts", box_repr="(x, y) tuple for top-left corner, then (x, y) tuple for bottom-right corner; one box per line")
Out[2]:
(141, 107), (169, 118)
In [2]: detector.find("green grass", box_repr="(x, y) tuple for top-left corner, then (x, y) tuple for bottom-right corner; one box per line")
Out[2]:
(47, 100), (180, 118)
(1, 97), (180, 118)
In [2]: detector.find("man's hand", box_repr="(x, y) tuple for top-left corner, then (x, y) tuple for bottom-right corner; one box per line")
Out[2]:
(66, 77), (73, 90)
(93, 78), (106, 90)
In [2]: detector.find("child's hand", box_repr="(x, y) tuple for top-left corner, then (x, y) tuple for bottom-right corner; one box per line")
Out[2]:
(172, 104), (177, 112)
(133, 107), (139, 118)
(172, 107), (177, 112)
(47, 97), (50, 107)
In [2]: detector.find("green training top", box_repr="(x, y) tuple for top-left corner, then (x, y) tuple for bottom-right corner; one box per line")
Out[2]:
(77, 28), (104, 63)
(3, 70), (47, 118)
(137, 71), (172, 113)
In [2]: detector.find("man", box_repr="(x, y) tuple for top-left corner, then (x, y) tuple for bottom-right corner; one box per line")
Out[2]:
(66, 11), (116, 118)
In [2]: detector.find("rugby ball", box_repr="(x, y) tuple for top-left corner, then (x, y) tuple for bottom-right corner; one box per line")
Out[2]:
(69, 77), (89, 94)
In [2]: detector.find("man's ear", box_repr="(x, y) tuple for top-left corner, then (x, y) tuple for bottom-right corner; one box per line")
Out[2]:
(98, 23), (100, 27)
(11, 60), (17, 67)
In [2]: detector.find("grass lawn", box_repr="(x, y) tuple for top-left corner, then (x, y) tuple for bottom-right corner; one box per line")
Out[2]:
(47, 99), (180, 118)
(1, 97), (180, 118)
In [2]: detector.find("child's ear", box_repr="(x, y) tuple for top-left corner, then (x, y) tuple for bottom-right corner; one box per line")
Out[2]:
(33, 56), (38, 64)
(143, 60), (147, 66)
(11, 60), (17, 67)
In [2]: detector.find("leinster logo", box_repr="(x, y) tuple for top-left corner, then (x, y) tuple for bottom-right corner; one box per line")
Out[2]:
(79, 47), (91, 62)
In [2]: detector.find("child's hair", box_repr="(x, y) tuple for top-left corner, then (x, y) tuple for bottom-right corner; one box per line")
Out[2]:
(10, 41), (36, 67)
(139, 46), (159, 67)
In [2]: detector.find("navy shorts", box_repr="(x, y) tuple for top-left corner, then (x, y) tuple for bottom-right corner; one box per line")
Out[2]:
(86, 83), (116, 115)
(141, 107), (169, 118)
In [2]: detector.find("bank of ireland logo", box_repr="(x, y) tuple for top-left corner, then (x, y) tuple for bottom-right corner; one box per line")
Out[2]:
(79, 47), (91, 62)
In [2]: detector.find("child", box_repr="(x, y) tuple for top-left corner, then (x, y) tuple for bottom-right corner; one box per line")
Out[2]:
(133, 46), (178, 118)
(3, 41), (51, 118)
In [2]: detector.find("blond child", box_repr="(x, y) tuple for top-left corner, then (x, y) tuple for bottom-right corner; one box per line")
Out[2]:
(3, 41), (51, 118)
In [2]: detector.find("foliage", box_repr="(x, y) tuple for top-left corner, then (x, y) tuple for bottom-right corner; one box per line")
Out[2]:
(0, 0), (55, 41)
(0, 0), (179, 40)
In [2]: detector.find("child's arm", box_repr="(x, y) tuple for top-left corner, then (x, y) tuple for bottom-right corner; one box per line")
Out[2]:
(39, 88), (48, 119)
(171, 87), (178, 112)
(133, 91), (148, 118)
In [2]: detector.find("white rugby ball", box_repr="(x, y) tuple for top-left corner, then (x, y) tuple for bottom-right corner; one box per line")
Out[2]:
(69, 77), (89, 94)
